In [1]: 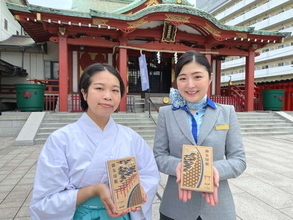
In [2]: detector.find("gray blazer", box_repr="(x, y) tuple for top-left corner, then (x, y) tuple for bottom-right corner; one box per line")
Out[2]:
(153, 104), (246, 220)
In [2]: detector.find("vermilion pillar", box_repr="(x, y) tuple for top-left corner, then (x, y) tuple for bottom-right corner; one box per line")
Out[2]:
(59, 35), (69, 111)
(118, 45), (127, 111)
(215, 59), (222, 95)
(205, 54), (212, 97)
(245, 51), (255, 111)
(68, 49), (73, 93)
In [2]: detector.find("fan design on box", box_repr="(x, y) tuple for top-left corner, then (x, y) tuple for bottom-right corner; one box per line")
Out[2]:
(182, 149), (203, 188)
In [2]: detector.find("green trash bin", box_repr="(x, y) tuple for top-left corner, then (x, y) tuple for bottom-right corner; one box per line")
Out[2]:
(15, 84), (45, 111)
(262, 89), (284, 111)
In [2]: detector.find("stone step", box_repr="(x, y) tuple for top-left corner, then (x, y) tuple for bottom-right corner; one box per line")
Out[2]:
(241, 130), (293, 136)
(240, 123), (293, 127)
(34, 132), (155, 145)
(238, 118), (285, 122)
(238, 121), (287, 125)
(0, 111), (31, 120)
(36, 128), (155, 138)
(34, 111), (293, 145)
(45, 117), (286, 123)
(236, 112), (273, 114)
(40, 120), (155, 127)
(35, 111), (155, 144)
(42, 117), (154, 123)
(237, 115), (281, 119)
(284, 111), (293, 117)
(44, 112), (150, 118)
(38, 124), (156, 133)
(241, 126), (293, 132)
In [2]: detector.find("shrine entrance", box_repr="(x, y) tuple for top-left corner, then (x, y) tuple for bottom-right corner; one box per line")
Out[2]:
(128, 55), (172, 94)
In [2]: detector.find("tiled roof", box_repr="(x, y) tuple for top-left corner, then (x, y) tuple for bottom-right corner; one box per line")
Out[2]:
(6, 1), (291, 38)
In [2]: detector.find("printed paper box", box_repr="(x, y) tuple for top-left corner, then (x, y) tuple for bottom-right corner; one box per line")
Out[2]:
(181, 145), (214, 193)
(107, 157), (144, 211)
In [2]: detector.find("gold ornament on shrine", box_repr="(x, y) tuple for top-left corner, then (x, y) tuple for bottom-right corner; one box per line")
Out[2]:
(204, 23), (221, 37)
(92, 18), (108, 26)
(165, 14), (190, 26)
(127, 18), (148, 29)
(58, 27), (66, 35)
(236, 33), (248, 39)
(145, 0), (160, 6)
(162, 97), (170, 104)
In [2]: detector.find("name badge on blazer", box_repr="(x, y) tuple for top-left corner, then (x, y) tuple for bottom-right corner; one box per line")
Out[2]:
(215, 124), (229, 130)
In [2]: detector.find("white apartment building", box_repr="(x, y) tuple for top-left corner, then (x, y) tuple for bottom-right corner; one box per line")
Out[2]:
(197, 0), (293, 85)
(0, 0), (23, 41)
(0, 0), (60, 84)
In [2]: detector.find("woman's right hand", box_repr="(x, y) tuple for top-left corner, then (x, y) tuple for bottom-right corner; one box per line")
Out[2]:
(176, 162), (192, 202)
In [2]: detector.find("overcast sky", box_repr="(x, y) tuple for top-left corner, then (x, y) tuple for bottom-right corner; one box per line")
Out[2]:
(27, 0), (196, 9)
(28, 0), (72, 9)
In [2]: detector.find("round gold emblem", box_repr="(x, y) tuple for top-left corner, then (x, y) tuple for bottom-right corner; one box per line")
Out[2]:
(163, 97), (170, 104)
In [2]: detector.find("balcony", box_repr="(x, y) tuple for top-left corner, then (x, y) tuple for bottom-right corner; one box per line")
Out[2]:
(252, 8), (293, 30)
(216, 0), (255, 21)
(222, 45), (293, 69)
(221, 65), (293, 83)
(223, 0), (291, 26)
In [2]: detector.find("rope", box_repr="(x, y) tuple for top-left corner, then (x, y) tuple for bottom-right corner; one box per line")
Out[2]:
(113, 45), (219, 54)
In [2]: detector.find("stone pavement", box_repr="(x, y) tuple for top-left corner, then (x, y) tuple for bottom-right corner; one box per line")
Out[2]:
(0, 135), (293, 220)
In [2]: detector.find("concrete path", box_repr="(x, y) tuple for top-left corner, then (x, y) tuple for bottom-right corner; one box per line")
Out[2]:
(0, 134), (293, 220)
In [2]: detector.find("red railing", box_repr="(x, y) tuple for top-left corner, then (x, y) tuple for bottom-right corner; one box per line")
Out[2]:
(27, 79), (59, 94)
(71, 93), (83, 112)
(2, 80), (292, 112)
(211, 96), (244, 112)
(44, 95), (58, 111)
(0, 84), (16, 94)
(70, 94), (246, 112)
(0, 80), (59, 95)
(0, 83), (58, 111)
(255, 82), (293, 111)
(221, 81), (293, 111)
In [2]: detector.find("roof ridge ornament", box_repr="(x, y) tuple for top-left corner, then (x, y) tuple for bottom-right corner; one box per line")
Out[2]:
(146, 0), (160, 7)
(165, 14), (190, 26)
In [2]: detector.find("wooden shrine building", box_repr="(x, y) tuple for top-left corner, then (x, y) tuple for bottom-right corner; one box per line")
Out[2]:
(6, 0), (290, 111)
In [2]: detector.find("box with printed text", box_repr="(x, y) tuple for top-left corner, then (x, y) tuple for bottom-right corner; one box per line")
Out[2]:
(107, 157), (144, 211)
(181, 145), (214, 193)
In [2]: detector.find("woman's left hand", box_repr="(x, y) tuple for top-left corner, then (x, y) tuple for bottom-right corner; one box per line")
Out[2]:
(94, 184), (127, 218)
(202, 166), (219, 206)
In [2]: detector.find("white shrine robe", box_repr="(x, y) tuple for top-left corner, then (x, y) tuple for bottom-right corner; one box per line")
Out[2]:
(30, 113), (160, 220)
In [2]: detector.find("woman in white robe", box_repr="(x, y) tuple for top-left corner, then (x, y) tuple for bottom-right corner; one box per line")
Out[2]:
(29, 63), (160, 220)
